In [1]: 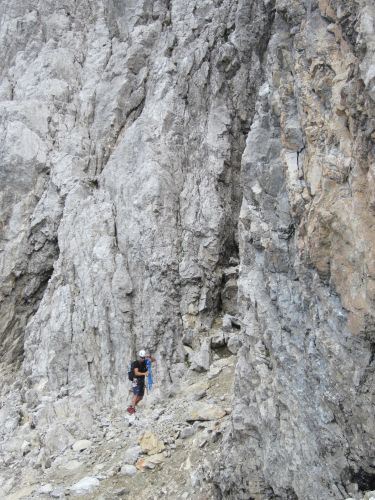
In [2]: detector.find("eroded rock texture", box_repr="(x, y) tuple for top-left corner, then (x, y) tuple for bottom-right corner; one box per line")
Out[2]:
(217, 1), (375, 499)
(0, 0), (374, 498)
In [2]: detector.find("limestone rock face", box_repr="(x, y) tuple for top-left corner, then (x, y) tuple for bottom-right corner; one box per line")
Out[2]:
(0, 0), (374, 499)
(1, 0), (265, 404)
(216, 1), (375, 499)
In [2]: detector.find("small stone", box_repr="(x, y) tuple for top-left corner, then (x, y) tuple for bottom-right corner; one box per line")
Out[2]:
(39, 484), (53, 494)
(136, 458), (150, 470)
(50, 488), (65, 498)
(190, 339), (211, 372)
(182, 330), (194, 347)
(123, 445), (142, 465)
(62, 460), (83, 472)
(72, 439), (92, 452)
(139, 431), (165, 455)
(210, 332), (226, 348)
(207, 366), (222, 380)
(186, 404), (226, 422)
(179, 426), (195, 439)
(190, 470), (201, 487)
(136, 453), (165, 470)
(227, 335), (242, 354)
(21, 440), (32, 456)
(69, 477), (100, 495)
(152, 408), (164, 420)
(146, 452), (165, 465)
(120, 464), (137, 476)
(222, 315), (233, 331)
(144, 461), (156, 470)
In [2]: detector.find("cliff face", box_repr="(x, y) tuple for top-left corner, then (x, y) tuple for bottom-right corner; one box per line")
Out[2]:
(0, 0), (374, 498)
(217, 1), (375, 498)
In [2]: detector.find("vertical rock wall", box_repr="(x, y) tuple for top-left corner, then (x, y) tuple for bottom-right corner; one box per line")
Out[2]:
(0, 0), (374, 498)
(0, 0), (274, 402)
(216, 1), (375, 499)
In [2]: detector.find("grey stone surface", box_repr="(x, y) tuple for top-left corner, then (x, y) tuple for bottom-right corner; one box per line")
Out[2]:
(215, 1), (375, 499)
(189, 339), (212, 372)
(123, 445), (142, 465)
(69, 476), (100, 495)
(72, 440), (91, 452)
(0, 0), (374, 499)
(119, 464), (137, 477)
(179, 426), (195, 440)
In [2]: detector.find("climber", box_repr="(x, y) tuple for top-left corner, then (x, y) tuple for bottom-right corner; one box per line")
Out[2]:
(127, 350), (155, 414)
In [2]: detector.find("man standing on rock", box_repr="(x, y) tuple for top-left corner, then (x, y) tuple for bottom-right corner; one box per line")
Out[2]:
(127, 350), (155, 414)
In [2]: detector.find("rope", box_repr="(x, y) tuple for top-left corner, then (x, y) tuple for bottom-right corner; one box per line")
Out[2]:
(146, 358), (153, 391)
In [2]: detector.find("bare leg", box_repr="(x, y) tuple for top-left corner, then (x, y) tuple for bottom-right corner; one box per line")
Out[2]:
(133, 395), (143, 407)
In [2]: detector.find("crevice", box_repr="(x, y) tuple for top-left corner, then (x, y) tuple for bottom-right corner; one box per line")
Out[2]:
(349, 467), (375, 493)
(0, 223), (60, 366)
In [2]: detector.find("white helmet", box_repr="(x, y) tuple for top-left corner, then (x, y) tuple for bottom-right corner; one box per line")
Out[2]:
(138, 349), (146, 358)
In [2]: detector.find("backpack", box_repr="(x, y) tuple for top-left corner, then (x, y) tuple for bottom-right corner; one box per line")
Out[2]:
(128, 361), (136, 381)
